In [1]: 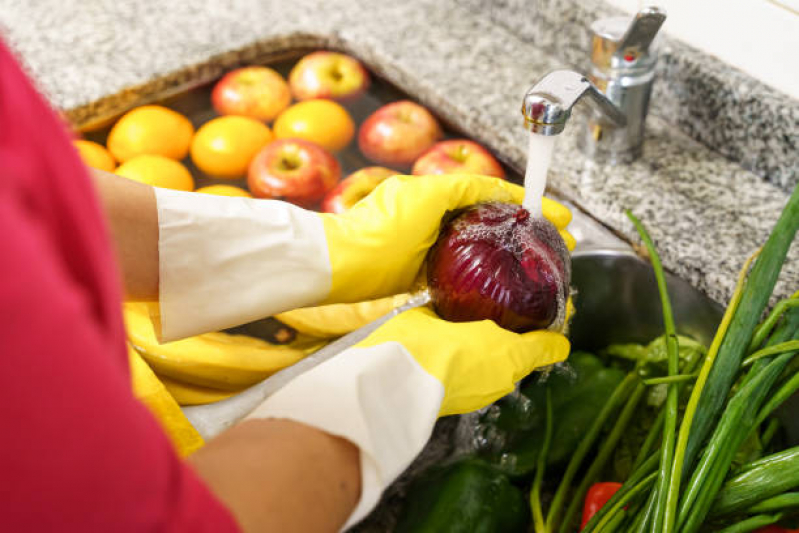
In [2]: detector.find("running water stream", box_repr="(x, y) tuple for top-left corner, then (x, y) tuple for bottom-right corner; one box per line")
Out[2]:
(453, 131), (563, 455)
(522, 132), (557, 217)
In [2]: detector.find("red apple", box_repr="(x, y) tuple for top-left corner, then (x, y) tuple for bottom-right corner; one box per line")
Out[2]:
(248, 138), (341, 207)
(321, 166), (399, 213)
(212, 66), (291, 122)
(289, 51), (370, 102)
(412, 139), (505, 179)
(358, 100), (442, 167)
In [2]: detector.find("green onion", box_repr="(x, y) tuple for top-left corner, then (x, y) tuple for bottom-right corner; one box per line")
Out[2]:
(748, 293), (799, 351)
(600, 509), (627, 532)
(746, 492), (799, 514)
(716, 513), (783, 533)
(630, 490), (658, 533)
(711, 445), (799, 516)
(760, 418), (781, 450)
(642, 374), (697, 386)
(664, 249), (757, 524)
(631, 410), (665, 472)
(625, 211), (682, 533)
(530, 388), (552, 533)
(582, 454), (659, 533)
(756, 369), (799, 427)
(558, 382), (646, 533)
(546, 372), (638, 531)
(682, 183), (799, 475)
(593, 472), (658, 533)
(742, 339), (799, 366)
(678, 306), (799, 529)
(678, 352), (796, 532)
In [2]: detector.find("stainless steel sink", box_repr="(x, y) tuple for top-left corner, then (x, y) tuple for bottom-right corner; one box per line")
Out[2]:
(570, 249), (724, 350)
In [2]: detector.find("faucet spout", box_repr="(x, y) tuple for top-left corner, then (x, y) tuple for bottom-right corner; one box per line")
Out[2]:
(522, 70), (626, 136)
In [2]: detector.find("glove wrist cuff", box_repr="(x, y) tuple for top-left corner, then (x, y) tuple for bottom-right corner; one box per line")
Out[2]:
(155, 189), (332, 341)
(247, 342), (443, 529)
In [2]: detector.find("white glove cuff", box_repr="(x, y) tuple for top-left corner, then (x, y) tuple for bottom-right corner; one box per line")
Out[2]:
(246, 342), (444, 530)
(154, 188), (332, 341)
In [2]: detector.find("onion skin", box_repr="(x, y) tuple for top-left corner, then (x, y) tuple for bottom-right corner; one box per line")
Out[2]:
(427, 202), (570, 332)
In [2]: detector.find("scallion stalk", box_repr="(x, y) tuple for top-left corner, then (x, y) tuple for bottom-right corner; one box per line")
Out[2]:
(678, 352), (796, 532)
(631, 410), (665, 472)
(742, 339), (799, 366)
(642, 374), (697, 386)
(748, 293), (799, 351)
(756, 369), (799, 427)
(558, 382), (647, 533)
(545, 372), (638, 531)
(711, 446), (799, 516)
(625, 211), (682, 533)
(716, 513), (783, 533)
(746, 492), (799, 514)
(593, 472), (658, 533)
(664, 249), (757, 524)
(630, 489), (658, 533)
(683, 183), (799, 474)
(581, 454), (659, 533)
(531, 388), (552, 533)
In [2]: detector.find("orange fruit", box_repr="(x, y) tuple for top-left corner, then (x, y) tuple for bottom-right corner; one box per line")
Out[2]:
(195, 185), (252, 198)
(273, 99), (354, 152)
(191, 116), (273, 179)
(115, 155), (194, 191)
(107, 105), (194, 163)
(73, 140), (116, 172)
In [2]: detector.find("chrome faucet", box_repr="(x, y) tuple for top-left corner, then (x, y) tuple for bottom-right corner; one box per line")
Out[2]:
(522, 6), (666, 164)
(522, 70), (627, 136)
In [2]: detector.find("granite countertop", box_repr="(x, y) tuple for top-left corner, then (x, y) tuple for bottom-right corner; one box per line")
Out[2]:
(1, 0), (796, 305)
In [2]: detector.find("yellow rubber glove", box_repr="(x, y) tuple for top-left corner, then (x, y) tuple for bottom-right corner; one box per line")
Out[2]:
(321, 174), (573, 303)
(127, 345), (204, 456)
(358, 306), (569, 415)
(154, 174), (573, 340)
(249, 304), (570, 527)
(275, 293), (411, 338)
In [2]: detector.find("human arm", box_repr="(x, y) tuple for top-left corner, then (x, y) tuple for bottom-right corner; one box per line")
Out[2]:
(189, 419), (360, 533)
(90, 171), (363, 531)
(90, 163), (574, 341)
(2, 179), (361, 532)
(90, 168), (159, 300)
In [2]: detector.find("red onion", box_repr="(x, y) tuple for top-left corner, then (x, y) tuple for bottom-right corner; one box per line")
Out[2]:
(427, 202), (570, 332)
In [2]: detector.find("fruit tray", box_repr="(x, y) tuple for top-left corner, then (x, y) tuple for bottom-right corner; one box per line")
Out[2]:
(79, 52), (519, 197)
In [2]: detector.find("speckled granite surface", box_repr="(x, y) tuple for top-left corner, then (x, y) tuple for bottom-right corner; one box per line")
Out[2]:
(0, 0), (795, 305)
(461, 0), (799, 193)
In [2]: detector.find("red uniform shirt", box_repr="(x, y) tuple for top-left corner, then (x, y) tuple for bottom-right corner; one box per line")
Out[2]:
(0, 41), (239, 531)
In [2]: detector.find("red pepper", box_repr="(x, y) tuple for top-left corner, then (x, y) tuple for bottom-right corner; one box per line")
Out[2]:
(580, 482), (623, 529)
(755, 526), (799, 533)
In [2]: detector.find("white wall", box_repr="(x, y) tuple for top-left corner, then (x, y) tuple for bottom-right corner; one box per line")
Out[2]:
(603, 0), (799, 99)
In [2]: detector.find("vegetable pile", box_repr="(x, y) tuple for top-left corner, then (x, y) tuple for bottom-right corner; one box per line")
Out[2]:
(398, 183), (799, 532)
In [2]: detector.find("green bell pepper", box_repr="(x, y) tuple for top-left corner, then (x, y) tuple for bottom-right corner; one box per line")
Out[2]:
(395, 458), (529, 533)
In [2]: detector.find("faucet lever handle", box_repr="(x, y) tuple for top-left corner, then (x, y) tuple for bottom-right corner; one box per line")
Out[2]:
(591, 6), (666, 69)
(615, 6), (667, 61)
